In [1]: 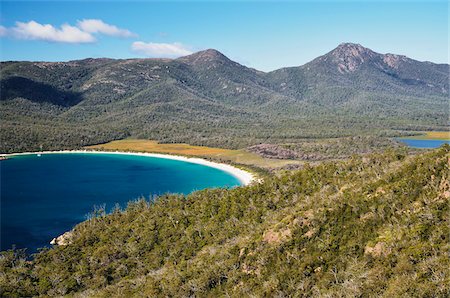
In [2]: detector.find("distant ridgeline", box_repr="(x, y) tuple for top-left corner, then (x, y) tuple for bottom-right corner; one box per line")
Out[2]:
(1, 43), (449, 153)
(1, 146), (448, 296)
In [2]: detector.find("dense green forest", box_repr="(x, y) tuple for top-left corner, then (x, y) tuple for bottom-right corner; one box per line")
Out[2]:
(1, 146), (448, 297)
(1, 43), (448, 153)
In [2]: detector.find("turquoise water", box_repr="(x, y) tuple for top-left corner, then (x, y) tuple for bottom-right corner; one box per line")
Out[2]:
(396, 139), (450, 148)
(0, 153), (241, 252)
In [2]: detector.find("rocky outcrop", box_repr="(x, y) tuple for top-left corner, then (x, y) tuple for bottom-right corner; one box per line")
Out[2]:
(263, 228), (292, 245)
(364, 241), (391, 258)
(50, 231), (73, 246)
(383, 53), (408, 69)
(330, 43), (377, 73)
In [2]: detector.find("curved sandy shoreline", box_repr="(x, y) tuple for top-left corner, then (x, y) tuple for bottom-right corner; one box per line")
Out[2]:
(2, 150), (255, 186)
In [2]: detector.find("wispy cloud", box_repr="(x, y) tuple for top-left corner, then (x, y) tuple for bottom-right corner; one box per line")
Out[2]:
(11, 21), (95, 43)
(1, 19), (135, 43)
(77, 19), (136, 38)
(131, 41), (192, 58)
(0, 26), (7, 37)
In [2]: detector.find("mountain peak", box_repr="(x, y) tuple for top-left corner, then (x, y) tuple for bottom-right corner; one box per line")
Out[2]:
(336, 42), (368, 50)
(198, 48), (226, 58)
(327, 42), (377, 73)
(177, 49), (230, 65)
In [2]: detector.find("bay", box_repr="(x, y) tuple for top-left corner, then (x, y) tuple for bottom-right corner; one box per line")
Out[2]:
(0, 153), (241, 252)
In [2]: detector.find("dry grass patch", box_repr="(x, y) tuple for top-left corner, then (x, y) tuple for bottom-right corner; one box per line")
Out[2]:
(88, 139), (231, 155)
(401, 131), (450, 140)
(87, 139), (303, 170)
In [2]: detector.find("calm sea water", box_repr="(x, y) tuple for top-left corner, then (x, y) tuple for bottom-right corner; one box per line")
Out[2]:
(0, 153), (241, 252)
(396, 139), (450, 148)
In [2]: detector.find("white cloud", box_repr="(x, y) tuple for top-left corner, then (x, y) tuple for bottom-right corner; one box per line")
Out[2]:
(77, 19), (136, 38)
(131, 41), (192, 58)
(11, 21), (95, 43)
(1, 19), (136, 43)
(0, 26), (7, 37)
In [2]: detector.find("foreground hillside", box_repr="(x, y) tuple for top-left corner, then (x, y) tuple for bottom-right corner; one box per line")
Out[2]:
(1, 146), (448, 297)
(1, 43), (448, 153)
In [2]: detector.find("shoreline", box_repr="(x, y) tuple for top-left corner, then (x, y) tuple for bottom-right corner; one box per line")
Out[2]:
(1, 149), (255, 186)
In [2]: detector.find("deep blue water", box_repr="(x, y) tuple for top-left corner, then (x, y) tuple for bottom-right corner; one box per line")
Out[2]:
(0, 153), (241, 252)
(396, 138), (450, 148)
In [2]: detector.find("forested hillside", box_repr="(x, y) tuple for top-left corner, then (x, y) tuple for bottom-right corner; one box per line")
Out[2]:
(1, 146), (448, 297)
(1, 43), (448, 153)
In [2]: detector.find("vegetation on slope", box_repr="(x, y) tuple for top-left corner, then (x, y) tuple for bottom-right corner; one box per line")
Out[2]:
(1, 43), (448, 153)
(1, 146), (448, 297)
(249, 135), (405, 161)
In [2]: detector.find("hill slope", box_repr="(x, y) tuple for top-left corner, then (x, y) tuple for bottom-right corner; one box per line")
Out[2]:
(1, 43), (448, 153)
(1, 146), (449, 297)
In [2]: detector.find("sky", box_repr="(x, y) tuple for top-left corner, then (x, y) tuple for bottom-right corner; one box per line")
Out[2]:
(0, 0), (447, 71)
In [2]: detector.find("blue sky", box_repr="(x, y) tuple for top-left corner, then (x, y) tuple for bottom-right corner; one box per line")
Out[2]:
(0, 0), (447, 71)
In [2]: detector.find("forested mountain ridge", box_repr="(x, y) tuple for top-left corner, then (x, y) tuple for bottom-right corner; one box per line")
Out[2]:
(1, 43), (448, 153)
(1, 146), (448, 297)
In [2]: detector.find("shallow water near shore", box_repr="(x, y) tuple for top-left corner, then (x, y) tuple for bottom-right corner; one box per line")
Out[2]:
(396, 138), (450, 148)
(1, 153), (241, 252)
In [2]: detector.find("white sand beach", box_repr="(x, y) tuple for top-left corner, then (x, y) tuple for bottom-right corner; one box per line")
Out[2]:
(2, 150), (255, 186)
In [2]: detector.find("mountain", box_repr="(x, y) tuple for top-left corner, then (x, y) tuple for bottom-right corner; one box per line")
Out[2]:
(177, 48), (233, 65)
(268, 43), (448, 99)
(1, 43), (448, 153)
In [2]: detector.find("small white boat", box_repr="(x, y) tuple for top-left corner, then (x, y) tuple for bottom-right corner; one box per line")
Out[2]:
(37, 154), (41, 157)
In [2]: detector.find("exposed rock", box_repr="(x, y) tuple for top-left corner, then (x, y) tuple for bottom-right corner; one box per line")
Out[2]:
(383, 53), (408, 69)
(50, 231), (74, 246)
(330, 43), (376, 73)
(241, 263), (260, 275)
(438, 174), (450, 199)
(303, 229), (315, 238)
(364, 241), (391, 257)
(263, 228), (292, 244)
(376, 187), (386, 195)
(239, 247), (246, 258)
